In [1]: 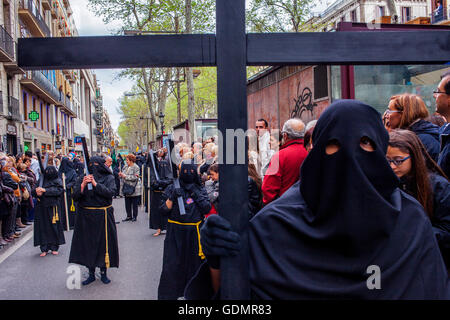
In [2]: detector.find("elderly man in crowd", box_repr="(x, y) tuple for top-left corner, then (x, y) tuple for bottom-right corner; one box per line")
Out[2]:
(261, 118), (308, 206)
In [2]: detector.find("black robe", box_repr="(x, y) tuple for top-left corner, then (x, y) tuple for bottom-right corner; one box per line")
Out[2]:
(158, 161), (211, 300)
(68, 157), (119, 269)
(32, 167), (65, 248)
(185, 100), (450, 300)
(58, 158), (77, 230)
(145, 156), (172, 230)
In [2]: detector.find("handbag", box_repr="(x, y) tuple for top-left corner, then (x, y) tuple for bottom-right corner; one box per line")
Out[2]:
(122, 167), (138, 196)
(122, 181), (137, 196)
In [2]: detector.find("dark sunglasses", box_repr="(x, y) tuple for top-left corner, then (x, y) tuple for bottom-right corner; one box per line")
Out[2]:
(386, 155), (410, 166)
(433, 89), (448, 95)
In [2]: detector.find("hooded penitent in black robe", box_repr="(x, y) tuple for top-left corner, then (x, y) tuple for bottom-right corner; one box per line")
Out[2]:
(58, 157), (78, 230)
(32, 166), (65, 249)
(158, 160), (211, 300)
(69, 156), (119, 269)
(145, 154), (172, 231)
(72, 158), (85, 177)
(186, 100), (450, 300)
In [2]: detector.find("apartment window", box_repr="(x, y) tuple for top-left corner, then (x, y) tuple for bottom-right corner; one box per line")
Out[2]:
(23, 92), (28, 121)
(46, 104), (50, 132)
(402, 7), (411, 23)
(377, 6), (386, 18)
(314, 65), (328, 100)
(40, 102), (43, 129)
(351, 10), (357, 22)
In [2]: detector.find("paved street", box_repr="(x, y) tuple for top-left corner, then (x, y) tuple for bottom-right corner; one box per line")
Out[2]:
(0, 197), (165, 300)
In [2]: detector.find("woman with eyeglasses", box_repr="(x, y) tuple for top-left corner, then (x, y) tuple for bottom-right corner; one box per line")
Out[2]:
(385, 93), (441, 162)
(388, 129), (450, 271)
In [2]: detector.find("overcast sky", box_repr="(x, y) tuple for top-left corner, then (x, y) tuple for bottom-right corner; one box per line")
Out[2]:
(70, 0), (331, 133)
(71, 0), (132, 133)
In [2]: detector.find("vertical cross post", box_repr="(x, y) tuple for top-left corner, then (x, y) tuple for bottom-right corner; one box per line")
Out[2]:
(217, 0), (250, 299)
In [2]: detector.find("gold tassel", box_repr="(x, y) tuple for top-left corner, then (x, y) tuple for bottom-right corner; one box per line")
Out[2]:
(105, 253), (110, 268)
(70, 189), (75, 212)
(52, 207), (56, 224)
(55, 206), (59, 221)
(104, 207), (110, 269)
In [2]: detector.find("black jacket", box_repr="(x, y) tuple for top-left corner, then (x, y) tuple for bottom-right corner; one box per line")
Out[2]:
(409, 119), (441, 162)
(248, 177), (262, 219)
(429, 173), (450, 268)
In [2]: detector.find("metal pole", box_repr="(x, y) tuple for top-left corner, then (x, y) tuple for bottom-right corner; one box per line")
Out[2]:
(62, 173), (69, 231)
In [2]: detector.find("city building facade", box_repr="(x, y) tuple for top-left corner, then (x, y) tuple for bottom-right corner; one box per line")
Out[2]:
(0, 0), (115, 156)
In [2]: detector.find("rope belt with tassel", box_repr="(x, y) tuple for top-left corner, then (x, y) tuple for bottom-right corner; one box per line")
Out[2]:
(52, 206), (59, 224)
(82, 205), (113, 268)
(167, 219), (205, 260)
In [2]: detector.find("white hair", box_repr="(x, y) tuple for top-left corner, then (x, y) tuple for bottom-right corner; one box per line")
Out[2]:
(282, 118), (305, 139)
(305, 120), (318, 132)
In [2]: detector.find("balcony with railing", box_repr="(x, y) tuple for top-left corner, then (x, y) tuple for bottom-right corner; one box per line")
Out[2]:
(19, 0), (51, 37)
(7, 96), (21, 122)
(431, 7), (449, 24)
(42, 0), (51, 10)
(21, 70), (60, 104)
(0, 25), (14, 62)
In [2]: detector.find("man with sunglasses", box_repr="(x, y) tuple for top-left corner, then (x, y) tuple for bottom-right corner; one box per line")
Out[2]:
(435, 71), (450, 178)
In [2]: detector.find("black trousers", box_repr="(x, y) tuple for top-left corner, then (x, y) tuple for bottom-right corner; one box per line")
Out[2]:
(40, 244), (59, 252)
(125, 196), (139, 219)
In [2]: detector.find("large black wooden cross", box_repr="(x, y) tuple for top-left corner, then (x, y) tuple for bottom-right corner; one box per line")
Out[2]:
(18, 0), (450, 300)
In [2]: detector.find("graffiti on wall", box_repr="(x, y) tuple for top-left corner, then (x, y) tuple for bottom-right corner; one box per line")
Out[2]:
(290, 81), (317, 120)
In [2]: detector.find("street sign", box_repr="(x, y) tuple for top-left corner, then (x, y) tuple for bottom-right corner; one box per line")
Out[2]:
(28, 111), (39, 122)
(55, 141), (62, 149)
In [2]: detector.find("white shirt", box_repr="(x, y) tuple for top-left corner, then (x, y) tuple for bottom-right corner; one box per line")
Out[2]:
(30, 158), (40, 182)
(258, 131), (271, 178)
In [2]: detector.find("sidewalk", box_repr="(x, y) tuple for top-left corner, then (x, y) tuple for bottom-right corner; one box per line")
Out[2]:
(0, 224), (34, 265)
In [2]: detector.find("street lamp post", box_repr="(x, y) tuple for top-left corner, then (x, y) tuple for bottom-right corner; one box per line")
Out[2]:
(158, 111), (165, 148)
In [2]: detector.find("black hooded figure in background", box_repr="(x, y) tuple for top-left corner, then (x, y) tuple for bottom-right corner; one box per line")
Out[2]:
(72, 157), (85, 177)
(32, 166), (65, 256)
(58, 157), (77, 230)
(158, 159), (211, 300)
(145, 150), (172, 235)
(69, 156), (119, 285)
(188, 100), (450, 299)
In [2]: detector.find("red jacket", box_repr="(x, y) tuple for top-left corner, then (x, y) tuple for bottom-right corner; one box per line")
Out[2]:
(262, 138), (307, 205)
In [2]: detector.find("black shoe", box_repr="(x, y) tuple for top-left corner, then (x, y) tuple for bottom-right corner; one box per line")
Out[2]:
(100, 270), (111, 284)
(82, 274), (96, 286)
(132, 218), (137, 222)
(122, 217), (132, 222)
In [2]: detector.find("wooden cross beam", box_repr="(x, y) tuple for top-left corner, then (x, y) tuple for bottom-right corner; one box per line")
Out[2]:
(17, 0), (450, 300)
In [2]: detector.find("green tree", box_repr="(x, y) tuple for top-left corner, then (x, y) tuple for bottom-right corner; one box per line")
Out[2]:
(246, 0), (318, 32)
(87, 0), (215, 145)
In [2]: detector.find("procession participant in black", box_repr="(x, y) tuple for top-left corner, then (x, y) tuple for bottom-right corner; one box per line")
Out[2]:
(158, 159), (211, 300)
(146, 150), (172, 236)
(72, 157), (85, 177)
(58, 157), (77, 230)
(69, 156), (119, 285)
(32, 166), (65, 257)
(187, 100), (450, 299)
